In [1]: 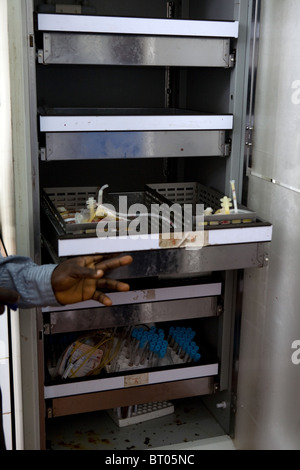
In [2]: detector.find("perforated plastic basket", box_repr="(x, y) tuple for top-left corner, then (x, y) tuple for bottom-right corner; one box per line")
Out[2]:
(146, 182), (256, 226)
(42, 186), (170, 235)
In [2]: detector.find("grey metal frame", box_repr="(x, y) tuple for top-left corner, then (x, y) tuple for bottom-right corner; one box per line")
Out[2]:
(244, 0), (261, 183)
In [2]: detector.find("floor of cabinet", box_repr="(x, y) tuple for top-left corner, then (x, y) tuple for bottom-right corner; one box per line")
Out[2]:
(45, 396), (235, 450)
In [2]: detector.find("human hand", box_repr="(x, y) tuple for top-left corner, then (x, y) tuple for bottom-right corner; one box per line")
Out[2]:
(0, 287), (20, 315)
(51, 254), (133, 307)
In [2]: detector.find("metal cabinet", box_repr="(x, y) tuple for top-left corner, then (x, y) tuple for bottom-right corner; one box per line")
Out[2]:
(26, 0), (271, 449)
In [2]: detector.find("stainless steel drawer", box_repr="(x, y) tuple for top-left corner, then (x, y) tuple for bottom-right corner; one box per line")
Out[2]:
(37, 14), (238, 67)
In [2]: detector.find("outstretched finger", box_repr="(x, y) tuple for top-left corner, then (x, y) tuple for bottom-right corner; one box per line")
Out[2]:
(96, 278), (131, 292)
(95, 255), (133, 273)
(86, 254), (130, 265)
(93, 290), (113, 306)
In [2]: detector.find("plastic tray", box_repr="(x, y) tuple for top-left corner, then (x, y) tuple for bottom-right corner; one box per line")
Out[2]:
(41, 186), (167, 235)
(146, 182), (256, 227)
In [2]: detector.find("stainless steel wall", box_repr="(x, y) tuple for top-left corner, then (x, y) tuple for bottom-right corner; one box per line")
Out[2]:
(235, 0), (300, 450)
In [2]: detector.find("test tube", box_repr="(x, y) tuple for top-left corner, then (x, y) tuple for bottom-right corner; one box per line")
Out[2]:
(135, 337), (147, 366)
(139, 341), (150, 365)
(230, 179), (238, 213)
(167, 326), (175, 343)
(193, 352), (201, 362)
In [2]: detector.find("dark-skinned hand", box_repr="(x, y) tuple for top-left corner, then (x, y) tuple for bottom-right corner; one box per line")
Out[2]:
(0, 254), (133, 313)
(51, 254), (133, 307)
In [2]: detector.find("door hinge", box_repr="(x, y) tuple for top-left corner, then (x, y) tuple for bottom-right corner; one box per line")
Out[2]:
(231, 392), (238, 414)
(245, 126), (253, 148)
(245, 126), (253, 169)
(29, 34), (34, 48)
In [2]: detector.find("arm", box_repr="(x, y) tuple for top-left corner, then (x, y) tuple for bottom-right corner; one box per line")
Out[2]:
(0, 253), (133, 311)
(0, 254), (58, 308)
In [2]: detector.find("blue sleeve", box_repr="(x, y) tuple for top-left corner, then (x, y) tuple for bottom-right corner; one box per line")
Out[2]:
(0, 253), (60, 308)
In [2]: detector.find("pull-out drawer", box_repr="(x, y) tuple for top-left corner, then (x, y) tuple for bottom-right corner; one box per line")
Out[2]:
(43, 316), (220, 402)
(37, 14), (238, 67)
(41, 130), (228, 160)
(46, 377), (215, 418)
(40, 110), (233, 133)
(39, 109), (232, 160)
(40, 185), (272, 262)
(42, 280), (222, 333)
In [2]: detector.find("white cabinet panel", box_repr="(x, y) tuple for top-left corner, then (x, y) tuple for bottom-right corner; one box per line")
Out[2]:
(250, 1), (300, 192)
(0, 359), (11, 415)
(0, 312), (9, 360)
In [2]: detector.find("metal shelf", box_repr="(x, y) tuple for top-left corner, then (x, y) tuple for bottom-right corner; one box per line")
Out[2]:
(37, 15), (238, 67)
(46, 377), (215, 418)
(40, 112), (233, 132)
(42, 292), (221, 333)
(39, 33), (234, 67)
(41, 130), (228, 160)
(37, 14), (239, 37)
(39, 108), (232, 159)
(49, 225), (271, 256)
(42, 280), (221, 312)
(44, 363), (218, 400)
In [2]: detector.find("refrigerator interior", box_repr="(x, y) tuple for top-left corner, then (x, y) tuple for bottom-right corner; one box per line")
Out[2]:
(27, 0), (271, 449)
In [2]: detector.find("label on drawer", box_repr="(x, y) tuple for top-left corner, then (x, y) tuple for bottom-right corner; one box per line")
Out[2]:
(159, 230), (206, 250)
(124, 373), (149, 387)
